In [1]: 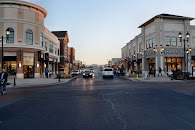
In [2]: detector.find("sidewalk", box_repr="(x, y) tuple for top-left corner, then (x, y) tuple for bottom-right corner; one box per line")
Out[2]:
(124, 75), (184, 83)
(6, 77), (74, 88)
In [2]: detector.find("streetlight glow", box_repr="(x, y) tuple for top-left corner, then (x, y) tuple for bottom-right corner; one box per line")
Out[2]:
(178, 32), (182, 38)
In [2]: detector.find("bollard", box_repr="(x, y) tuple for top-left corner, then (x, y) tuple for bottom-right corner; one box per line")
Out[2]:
(59, 75), (60, 81)
(14, 78), (16, 85)
(171, 75), (173, 80)
(136, 74), (139, 80)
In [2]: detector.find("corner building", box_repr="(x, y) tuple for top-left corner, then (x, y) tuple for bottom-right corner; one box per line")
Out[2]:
(122, 14), (195, 75)
(0, 0), (60, 79)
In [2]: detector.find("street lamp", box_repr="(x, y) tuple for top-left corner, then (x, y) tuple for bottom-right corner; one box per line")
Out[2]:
(1, 28), (11, 69)
(178, 32), (190, 72)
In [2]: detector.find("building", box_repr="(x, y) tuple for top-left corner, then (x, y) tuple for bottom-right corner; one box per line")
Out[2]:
(52, 31), (69, 66)
(69, 47), (75, 68)
(0, 0), (60, 79)
(122, 14), (195, 75)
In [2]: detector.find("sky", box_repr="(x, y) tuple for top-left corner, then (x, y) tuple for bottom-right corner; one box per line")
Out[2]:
(25, 0), (195, 65)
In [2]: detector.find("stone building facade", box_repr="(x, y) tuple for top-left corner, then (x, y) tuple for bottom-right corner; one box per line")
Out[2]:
(0, 0), (60, 79)
(122, 14), (195, 75)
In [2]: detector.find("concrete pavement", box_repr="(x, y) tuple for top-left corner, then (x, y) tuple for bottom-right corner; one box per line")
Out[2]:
(7, 77), (74, 88)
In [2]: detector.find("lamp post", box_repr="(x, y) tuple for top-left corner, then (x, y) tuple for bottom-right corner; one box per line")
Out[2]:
(1, 29), (11, 69)
(178, 32), (190, 72)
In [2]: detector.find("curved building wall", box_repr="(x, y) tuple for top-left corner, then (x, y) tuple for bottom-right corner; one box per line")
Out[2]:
(0, 1), (60, 79)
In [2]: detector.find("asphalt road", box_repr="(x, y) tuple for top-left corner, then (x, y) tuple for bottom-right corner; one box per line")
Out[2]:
(0, 70), (195, 130)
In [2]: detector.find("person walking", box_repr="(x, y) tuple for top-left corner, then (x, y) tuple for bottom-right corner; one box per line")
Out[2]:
(159, 67), (162, 76)
(0, 69), (8, 95)
(153, 68), (156, 77)
(45, 68), (49, 78)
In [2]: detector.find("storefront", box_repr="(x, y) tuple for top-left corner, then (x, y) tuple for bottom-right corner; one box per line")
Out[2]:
(23, 56), (34, 78)
(164, 57), (182, 72)
(149, 58), (156, 71)
(4, 56), (17, 76)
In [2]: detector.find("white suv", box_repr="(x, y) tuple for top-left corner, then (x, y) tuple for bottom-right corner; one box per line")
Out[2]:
(102, 68), (114, 78)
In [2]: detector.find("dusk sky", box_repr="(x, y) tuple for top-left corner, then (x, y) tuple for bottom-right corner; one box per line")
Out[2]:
(25, 0), (195, 65)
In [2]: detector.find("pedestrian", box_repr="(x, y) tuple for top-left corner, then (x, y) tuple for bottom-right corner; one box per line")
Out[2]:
(159, 67), (162, 76)
(0, 69), (8, 95)
(153, 68), (156, 77)
(48, 69), (52, 78)
(45, 68), (48, 78)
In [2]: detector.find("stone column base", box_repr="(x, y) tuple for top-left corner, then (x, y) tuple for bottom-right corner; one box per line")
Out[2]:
(34, 73), (40, 79)
(16, 73), (24, 79)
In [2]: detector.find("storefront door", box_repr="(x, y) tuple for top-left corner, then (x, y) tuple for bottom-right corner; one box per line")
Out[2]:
(24, 66), (34, 78)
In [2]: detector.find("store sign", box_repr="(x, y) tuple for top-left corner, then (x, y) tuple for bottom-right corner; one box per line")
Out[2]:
(145, 51), (155, 56)
(164, 50), (184, 55)
(23, 57), (34, 65)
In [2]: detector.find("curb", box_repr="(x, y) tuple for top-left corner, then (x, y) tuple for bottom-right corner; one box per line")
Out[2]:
(8, 77), (76, 88)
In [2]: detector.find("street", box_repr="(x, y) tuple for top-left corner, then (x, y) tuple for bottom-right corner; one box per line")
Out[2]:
(0, 69), (195, 130)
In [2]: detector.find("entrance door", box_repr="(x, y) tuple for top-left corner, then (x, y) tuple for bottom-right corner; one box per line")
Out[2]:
(24, 66), (34, 78)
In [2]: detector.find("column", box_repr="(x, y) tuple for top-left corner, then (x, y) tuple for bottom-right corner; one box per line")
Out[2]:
(16, 50), (24, 79)
(34, 52), (40, 78)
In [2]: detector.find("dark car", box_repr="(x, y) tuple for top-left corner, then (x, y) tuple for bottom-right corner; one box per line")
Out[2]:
(83, 71), (93, 78)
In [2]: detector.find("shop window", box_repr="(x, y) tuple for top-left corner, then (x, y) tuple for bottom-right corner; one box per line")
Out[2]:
(4, 61), (17, 75)
(172, 58), (177, 63)
(6, 28), (14, 44)
(26, 29), (33, 45)
(167, 58), (171, 63)
(177, 58), (182, 62)
(164, 58), (167, 63)
(166, 36), (171, 46)
(171, 37), (177, 46)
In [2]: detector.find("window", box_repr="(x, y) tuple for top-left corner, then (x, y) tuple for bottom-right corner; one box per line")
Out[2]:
(6, 28), (14, 44)
(177, 38), (182, 47)
(152, 38), (155, 47)
(26, 29), (33, 45)
(171, 37), (177, 46)
(139, 43), (142, 52)
(192, 38), (195, 47)
(49, 41), (53, 53)
(146, 40), (149, 49)
(55, 46), (57, 55)
(65, 45), (68, 58)
(166, 36), (170, 46)
(40, 33), (43, 47)
(149, 39), (152, 48)
(45, 40), (47, 51)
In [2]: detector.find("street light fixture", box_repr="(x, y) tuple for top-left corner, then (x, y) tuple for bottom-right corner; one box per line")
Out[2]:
(1, 29), (11, 69)
(178, 32), (190, 73)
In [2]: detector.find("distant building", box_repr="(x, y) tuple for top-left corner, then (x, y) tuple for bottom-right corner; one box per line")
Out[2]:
(52, 31), (69, 66)
(111, 58), (121, 66)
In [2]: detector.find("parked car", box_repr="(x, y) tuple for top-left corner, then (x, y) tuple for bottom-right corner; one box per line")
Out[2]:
(102, 68), (113, 78)
(89, 68), (94, 73)
(72, 70), (79, 75)
(189, 69), (195, 79)
(116, 68), (126, 76)
(83, 71), (93, 78)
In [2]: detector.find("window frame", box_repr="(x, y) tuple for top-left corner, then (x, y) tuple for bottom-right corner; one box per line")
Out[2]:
(26, 29), (33, 45)
(171, 37), (177, 47)
(165, 36), (171, 46)
(6, 28), (14, 44)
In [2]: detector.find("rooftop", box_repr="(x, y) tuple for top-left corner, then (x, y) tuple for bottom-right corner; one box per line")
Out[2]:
(138, 13), (194, 28)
